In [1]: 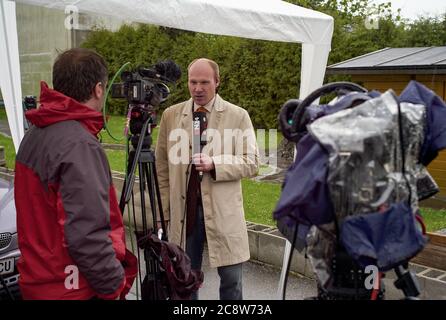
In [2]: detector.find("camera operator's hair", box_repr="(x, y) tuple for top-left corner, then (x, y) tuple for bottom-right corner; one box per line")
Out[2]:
(188, 58), (220, 81)
(52, 48), (108, 103)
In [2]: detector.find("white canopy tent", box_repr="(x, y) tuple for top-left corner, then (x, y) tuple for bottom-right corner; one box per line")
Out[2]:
(0, 0), (333, 299)
(2, 0), (333, 150)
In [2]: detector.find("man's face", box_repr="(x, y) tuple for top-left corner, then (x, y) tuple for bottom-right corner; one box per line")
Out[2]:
(188, 61), (219, 106)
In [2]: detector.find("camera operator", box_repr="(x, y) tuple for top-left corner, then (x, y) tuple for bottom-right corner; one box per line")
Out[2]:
(155, 58), (259, 300)
(14, 48), (137, 300)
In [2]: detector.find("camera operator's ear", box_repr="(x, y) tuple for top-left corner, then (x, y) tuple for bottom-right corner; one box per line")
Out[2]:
(93, 81), (105, 99)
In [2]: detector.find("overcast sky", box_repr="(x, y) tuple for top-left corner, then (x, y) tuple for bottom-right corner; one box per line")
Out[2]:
(372, 0), (446, 20)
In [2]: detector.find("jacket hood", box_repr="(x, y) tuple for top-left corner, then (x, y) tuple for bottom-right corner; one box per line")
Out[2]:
(26, 81), (104, 136)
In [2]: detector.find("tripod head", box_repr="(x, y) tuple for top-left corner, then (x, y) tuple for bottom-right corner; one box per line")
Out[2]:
(127, 104), (157, 150)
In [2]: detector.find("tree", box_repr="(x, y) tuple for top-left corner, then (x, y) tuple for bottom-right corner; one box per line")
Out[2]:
(81, 0), (443, 128)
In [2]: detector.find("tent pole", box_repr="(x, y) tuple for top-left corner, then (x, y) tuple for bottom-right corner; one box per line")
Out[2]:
(0, 0), (24, 151)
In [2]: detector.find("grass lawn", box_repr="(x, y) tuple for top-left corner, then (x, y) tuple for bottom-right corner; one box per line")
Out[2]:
(99, 114), (280, 153)
(242, 179), (281, 226)
(0, 108), (445, 232)
(0, 134), (16, 169)
(99, 114), (159, 147)
(106, 149), (128, 174)
(0, 108), (6, 120)
(420, 207), (446, 232)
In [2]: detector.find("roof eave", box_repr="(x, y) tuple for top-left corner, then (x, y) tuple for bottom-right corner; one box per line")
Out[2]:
(326, 66), (446, 75)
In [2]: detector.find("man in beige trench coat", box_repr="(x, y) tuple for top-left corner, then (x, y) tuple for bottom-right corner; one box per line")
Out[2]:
(155, 58), (259, 299)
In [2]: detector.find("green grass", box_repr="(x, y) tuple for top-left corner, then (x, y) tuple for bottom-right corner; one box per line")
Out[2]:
(0, 135), (15, 169)
(256, 129), (283, 152)
(420, 207), (446, 232)
(1, 109), (445, 233)
(99, 114), (159, 146)
(242, 179), (281, 226)
(100, 114), (277, 153)
(99, 115), (128, 144)
(0, 108), (6, 120)
(105, 149), (128, 173)
(106, 147), (281, 226)
(93, 147), (446, 232)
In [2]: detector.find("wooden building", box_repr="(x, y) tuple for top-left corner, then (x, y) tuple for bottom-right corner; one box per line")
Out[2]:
(327, 47), (446, 208)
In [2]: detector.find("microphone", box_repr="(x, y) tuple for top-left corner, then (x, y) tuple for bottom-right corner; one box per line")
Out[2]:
(192, 111), (207, 181)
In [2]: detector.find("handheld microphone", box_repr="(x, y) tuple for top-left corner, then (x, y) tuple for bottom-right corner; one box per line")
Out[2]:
(192, 111), (207, 181)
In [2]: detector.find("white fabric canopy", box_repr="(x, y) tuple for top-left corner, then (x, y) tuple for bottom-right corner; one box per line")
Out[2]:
(2, 0), (333, 151)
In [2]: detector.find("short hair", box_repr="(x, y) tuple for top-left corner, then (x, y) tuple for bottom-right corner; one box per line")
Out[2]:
(52, 48), (108, 103)
(188, 58), (220, 81)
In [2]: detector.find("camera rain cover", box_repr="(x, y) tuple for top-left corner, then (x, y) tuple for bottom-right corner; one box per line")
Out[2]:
(307, 90), (428, 272)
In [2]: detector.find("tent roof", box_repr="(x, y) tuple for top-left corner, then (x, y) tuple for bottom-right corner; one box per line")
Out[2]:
(16, 0), (333, 45)
(2, 0), (333, 153)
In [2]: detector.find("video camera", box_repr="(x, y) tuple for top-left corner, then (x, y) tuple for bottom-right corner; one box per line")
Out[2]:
(111, 60), (181, 107)
(23, 96), (37, 111)
(274, 81), (446, 300)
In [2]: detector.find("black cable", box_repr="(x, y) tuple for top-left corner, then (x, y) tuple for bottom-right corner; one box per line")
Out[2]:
(180, 160), (193, 248)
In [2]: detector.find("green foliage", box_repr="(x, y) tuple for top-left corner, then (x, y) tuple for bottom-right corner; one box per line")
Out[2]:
(0, 135), (16, 169)
(404, 14), (446, 46)
(82, 24), (302, 129)
(81, 1), (446, 129)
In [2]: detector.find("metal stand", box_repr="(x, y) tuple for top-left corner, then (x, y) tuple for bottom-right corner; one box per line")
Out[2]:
(119, 107), (168, 300)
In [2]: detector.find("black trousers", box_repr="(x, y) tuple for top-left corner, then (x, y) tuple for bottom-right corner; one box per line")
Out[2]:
(186, 203), (243, 300)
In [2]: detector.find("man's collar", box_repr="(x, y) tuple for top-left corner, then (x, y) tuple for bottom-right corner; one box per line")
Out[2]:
(194, 95), (216, 112)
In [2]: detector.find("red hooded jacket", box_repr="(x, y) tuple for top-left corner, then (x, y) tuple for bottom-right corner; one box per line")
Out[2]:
(14, 82), (136, 300)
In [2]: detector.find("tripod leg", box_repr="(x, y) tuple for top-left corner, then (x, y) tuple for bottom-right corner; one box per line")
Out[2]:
(145, 163), (159, 233)
(141, 161), (164, 300)
(394, 265), (420, 299)
(138, 161), (158, 300)
(151, 162), (167, 239)
(119, 148), (135, 213)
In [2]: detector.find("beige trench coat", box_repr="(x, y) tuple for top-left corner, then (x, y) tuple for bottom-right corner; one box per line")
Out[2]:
(155, 94), (259, 268)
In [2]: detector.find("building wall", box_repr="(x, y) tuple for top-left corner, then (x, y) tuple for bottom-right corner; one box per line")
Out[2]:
(16, 4), (72, 97)
(16, 3), (125, 98)
(352, 74), (446, 198)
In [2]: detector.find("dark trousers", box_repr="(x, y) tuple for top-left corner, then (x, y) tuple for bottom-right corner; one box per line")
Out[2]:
(186, 203), (243, 300)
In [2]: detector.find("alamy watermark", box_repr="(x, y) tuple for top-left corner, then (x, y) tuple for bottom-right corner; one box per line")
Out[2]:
(364, 265), (380, 290)
(364, 15), (380, 30)
(166, 128), (278, 168)
(64, 5), (79, 30)
(64, 265), (79, 290)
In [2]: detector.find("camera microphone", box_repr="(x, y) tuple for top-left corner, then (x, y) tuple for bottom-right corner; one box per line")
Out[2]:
(192, 111), (207, 182)
(138, 60), (182, 83)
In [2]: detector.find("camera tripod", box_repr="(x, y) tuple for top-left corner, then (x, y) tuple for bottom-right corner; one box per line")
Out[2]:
(118, 105), (168, 300)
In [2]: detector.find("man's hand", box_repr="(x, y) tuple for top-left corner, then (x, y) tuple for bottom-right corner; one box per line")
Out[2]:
(192, 153), (215, 172)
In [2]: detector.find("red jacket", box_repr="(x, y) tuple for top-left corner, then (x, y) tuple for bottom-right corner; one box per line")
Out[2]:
(14, 82), (136, 300)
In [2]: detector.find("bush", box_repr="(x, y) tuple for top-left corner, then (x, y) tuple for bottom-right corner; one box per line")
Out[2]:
(82, 24), (302, 129)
